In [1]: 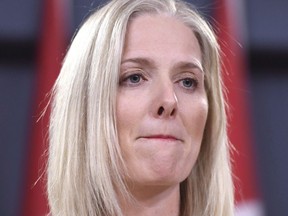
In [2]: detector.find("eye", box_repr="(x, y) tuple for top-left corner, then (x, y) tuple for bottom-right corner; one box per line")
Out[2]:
(180, 78), (198, 89)
(128, 74), (141, 83)
(119, 72), (146, 86)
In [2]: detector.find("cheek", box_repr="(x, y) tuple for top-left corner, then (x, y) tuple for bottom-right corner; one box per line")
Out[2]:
(116, 92), (146, 149)
(116, 95), (133, 163)
(183, 97), (208, 137)
(185, 98), (208, 155)
(178, 97), (208, 177)
(116, 96), (130, 145)
(116, 94), (139, 136)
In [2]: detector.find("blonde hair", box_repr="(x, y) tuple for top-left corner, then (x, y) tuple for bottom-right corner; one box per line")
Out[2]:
(47, 0), (234, 215)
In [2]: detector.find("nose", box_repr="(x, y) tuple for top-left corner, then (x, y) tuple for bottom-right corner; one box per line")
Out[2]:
(153, 82), (178, 119)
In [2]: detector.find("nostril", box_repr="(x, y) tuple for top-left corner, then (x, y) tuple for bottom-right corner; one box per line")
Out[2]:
(170, 109), (175, 116)
(157, 106), (164, 115)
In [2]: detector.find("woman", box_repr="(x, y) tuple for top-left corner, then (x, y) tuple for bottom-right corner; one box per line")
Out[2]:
(47, 0), (234, 215)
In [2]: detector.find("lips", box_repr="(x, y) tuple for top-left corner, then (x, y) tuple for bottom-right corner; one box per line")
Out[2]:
(139, 134), (183, 142)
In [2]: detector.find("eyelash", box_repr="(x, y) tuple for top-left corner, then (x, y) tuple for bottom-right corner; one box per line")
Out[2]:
(119, 72), (146, 86)
(178, 77), (199, 90)
(119, 71), (200, 91)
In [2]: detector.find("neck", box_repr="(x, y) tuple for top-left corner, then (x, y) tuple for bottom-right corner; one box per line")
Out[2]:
(121, 184), (180, 216)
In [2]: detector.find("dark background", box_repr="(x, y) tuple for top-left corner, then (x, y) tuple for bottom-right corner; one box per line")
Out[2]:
(0, 0), (287, 215)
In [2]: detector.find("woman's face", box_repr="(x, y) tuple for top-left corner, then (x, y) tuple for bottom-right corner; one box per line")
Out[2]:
(116, 14), (208, 187)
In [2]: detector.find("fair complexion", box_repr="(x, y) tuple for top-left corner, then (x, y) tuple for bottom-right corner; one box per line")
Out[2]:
(117, 14), (208, 216)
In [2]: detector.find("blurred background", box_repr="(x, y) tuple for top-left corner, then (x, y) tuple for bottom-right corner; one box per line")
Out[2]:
(0, 0), (287, 215)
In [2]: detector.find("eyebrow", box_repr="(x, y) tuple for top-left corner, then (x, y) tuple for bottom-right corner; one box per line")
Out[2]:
(121, 58), (157, 70)
(121, 57), (203, 73)
(172, 61), (203, 73)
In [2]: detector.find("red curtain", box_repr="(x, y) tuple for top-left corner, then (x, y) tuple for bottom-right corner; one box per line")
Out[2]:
(22, 0), (68, 215)
(215, 0), (262, 210)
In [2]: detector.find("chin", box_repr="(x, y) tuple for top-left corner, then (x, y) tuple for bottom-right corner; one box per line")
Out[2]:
(136, 170), (189, 187)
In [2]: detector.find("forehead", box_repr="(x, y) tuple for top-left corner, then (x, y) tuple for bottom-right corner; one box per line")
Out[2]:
(122, 14), (202, 69)
(125, 14), (198, 47)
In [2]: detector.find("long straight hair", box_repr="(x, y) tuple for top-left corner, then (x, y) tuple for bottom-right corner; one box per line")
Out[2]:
(47, 0), (234, 215)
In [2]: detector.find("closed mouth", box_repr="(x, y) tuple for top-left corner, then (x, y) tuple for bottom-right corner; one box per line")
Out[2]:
(139, 134), (182, 142)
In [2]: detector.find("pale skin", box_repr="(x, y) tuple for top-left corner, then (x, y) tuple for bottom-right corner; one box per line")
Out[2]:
(116, 14), (208, 216)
